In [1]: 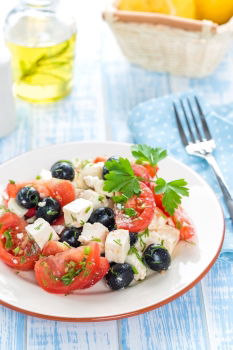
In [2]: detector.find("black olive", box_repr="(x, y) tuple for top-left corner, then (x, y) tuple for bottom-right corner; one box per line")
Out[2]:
(105, 263), (134, 290)
(51, 161), (75, 181)
(88, 207), (115, 231)
(102, 156), (119, 179)
(143, 244), (171, 272)
(36, 197), (61, 223)
(16, 186), (40, 209)
(129, 232), (138, 246)
(59, 226), (82, 248)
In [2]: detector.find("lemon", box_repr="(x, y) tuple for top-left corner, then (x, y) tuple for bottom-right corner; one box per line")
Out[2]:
(118, 0), (196, 19)
(195, 0), (233, 24)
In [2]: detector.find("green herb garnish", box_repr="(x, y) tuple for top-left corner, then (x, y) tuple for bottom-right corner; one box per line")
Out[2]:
(124, 208), (137, 217)
(137, 229), (150, 251)
(131, 144), (167, 166)
(91, 237), (101, 242)
(20, 256), (26, 264)
(98, 195), (105, 202)
(61, 267), (82, 286)
(113, 238), (122, 246)
(154, 178), (189, 215)
(63, 242), (71, 248)
(34, 223), (43, 230)
(47, 210), (58, 216)
(103, 157), (141, 198)
(85, 206), (92, 213)
(112, 194), (128, 204)
(102, 144), (189, 216)
(131, 265), (139, 274)
(71, 214), (76, 222)
(13, 246), (20, 255)
(48, 233), (53, 241)
(8, 179), (15, 184)
(84, 246), (91, 255)
(128, 246), (144, 263)
(4, 230), (13, 250)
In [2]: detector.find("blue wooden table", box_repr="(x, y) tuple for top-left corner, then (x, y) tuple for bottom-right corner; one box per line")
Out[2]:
(1, 1), (233, 349)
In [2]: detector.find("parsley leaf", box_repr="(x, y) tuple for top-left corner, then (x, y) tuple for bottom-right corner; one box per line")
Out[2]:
(131, 144), (167, 166)
(112, 194), (128, 204)
(154, 178), (189, 215)
(103, 157), (140, 197)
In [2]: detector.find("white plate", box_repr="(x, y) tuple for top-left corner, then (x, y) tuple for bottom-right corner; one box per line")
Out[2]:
(0, 141), (224, 321)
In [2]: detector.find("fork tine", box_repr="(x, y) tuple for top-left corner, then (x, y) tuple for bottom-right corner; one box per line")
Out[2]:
(186, 98), (203, 141)
(173, 102), (189, 146)
(180, 99), (196, 143)
(194, 96), (212, 140)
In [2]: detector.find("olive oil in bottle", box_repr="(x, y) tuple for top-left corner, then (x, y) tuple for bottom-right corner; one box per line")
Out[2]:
(4, 0), (76, 103)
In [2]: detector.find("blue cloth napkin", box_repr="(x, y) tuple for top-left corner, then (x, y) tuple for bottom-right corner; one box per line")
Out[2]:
(128, 91), (233, 261)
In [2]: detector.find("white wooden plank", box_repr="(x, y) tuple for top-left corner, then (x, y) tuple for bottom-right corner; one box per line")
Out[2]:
(27, 318), (119, 350)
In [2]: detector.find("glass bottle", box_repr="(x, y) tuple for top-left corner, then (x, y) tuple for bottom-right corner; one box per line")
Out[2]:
(4, 0), (76, 103)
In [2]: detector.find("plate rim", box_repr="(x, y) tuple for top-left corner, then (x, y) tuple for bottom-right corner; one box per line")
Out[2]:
(0, 141), (225, 322)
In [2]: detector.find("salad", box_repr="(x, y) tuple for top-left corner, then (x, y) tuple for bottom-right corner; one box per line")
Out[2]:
(0, 144), (195, 294)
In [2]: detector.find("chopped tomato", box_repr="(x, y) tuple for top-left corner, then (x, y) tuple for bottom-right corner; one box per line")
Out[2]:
(115, 182), (155, 232)
(149, 183), (170, 216)
(6, 179), (75, 207)
(81, 257), (109, 289)
(172, 207), (195, 240)
(132, 164), (150, 187)
(142, 164), (158, 178)
(35, 243), (102, 294)
(45, 179), (75, 206)
(0, 212), (40, 270)
(93, 157), (106, 163)
(42, 241), (70, 256)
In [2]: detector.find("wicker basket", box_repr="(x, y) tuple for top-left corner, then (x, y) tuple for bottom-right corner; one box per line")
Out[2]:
(103, 1), (233, 77)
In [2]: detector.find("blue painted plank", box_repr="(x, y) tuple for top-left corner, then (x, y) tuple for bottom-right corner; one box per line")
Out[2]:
(27, 318), (119, 350)
(0, 306), (26, 350)
(201, 259), (233, 350)
(119, 285), (209, 350)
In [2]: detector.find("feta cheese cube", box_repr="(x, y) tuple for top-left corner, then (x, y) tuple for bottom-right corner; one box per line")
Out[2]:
(126, 250), (147, 281)
(39, 169), (52, 180)
(148, 208), (168, 231)
(84, 176), (113, 197)
(8, 198), (28, 217)
(135, 225), (179, 255)
(81, 162), (104, 178)
(78, 189), (110, 210)
(155, 225), (180, 255)
(78, 222), (109, 253)
(63, 198), (93, 228)
(26, 218), (59, 249)
(105, 229), (130, 263)
(74, 162), (104, 189)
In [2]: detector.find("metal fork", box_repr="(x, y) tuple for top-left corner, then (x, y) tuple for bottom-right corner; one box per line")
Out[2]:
(173, 96), (233, 221)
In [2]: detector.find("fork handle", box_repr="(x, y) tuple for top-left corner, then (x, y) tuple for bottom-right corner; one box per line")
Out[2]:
(206, 154), (233, 221)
